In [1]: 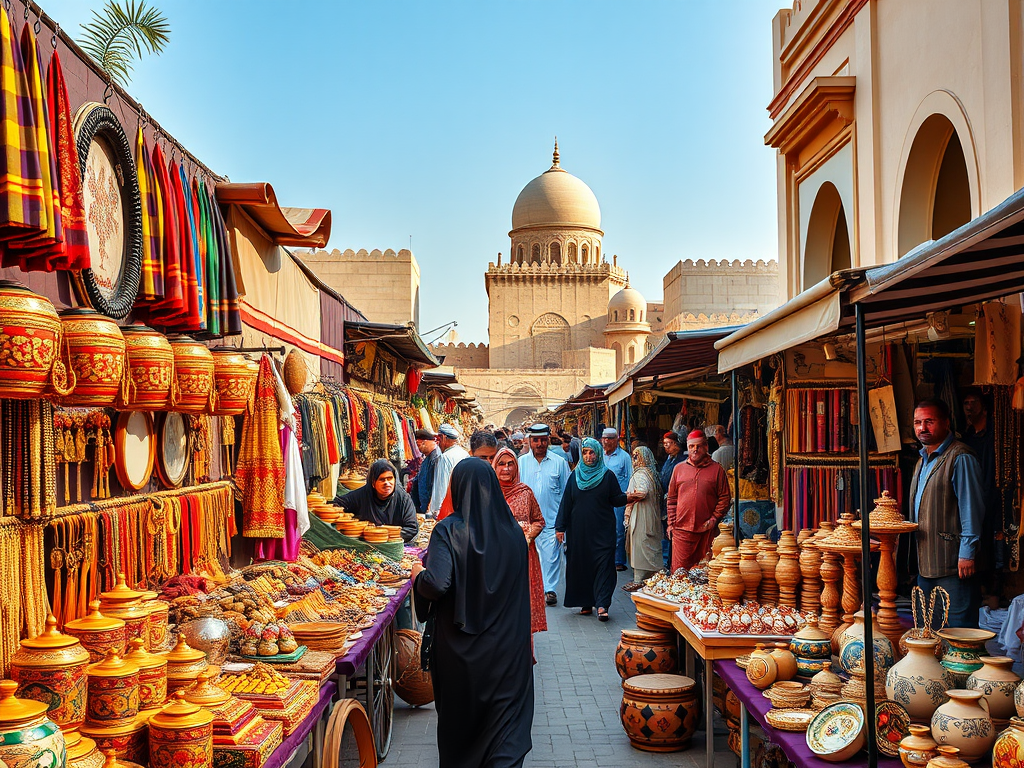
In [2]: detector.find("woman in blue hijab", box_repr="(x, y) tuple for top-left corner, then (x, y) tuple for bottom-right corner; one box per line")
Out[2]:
(555, 437), (642, 621)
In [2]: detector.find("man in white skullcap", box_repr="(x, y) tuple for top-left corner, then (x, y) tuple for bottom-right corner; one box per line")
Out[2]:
(601, 427), (633, 571)
(428, 423), (469, 516)
(518, 423), (570, 605)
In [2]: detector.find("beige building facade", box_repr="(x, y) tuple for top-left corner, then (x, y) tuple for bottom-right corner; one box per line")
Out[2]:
(663, 258), (779, 331)
(768, 0), (1024, 300)
(297, 248), (421, 326)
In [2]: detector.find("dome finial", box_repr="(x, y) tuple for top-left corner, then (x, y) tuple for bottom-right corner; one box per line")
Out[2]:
(552, 137), (560, 167)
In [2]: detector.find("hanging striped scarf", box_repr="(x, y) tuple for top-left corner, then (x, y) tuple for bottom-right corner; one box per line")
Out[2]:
(236, 355), (285, 538)
(136, 127), (164, 300)
(176, 161), (203, 330)
(210, 186), (241, 334)
(195, 179), (220, 335)
(147, 143), (184, 323)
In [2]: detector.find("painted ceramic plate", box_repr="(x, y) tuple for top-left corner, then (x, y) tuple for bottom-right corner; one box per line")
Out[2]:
(765, 708), (815, 732)
(157, 412), (190, 488)
(735, 654), (750, 669)
(72, 103), (143, 320)
(875, 701), (910, 757)
(114, 411), (155, 491)
(806, 701), (865, 759)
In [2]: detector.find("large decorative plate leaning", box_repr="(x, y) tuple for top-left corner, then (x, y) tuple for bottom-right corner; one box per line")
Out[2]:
(156, 412), (191, 488)
(114, 411), (155, 491)
(72, 102), (143, 320)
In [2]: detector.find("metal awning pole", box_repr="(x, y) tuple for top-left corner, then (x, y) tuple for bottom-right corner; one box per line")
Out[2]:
(856, 303), (878, 768)
(732, 369), (741, 549)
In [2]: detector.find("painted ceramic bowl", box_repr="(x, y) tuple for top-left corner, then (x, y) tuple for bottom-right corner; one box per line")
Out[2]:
(875, 700), (911, 757)
(806, 701), (866, 762)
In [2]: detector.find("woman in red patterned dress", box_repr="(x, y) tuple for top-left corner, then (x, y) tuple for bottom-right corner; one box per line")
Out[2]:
(492, 447), (547, 634)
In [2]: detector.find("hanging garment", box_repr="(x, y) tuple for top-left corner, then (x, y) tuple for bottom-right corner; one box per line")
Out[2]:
(147, 143), (184, 324)
(136, 127), (163, 300)
(208, 187), (240, 333)
(236, 355), (285, 538)
(176, 163), (203, 330)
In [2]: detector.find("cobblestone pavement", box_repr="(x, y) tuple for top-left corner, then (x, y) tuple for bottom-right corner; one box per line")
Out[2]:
(390, 570), (734, 768)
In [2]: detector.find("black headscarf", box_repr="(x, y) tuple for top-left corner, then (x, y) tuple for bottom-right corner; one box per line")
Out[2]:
(340, 459), (404, 524)
(445, 458), (528, 634)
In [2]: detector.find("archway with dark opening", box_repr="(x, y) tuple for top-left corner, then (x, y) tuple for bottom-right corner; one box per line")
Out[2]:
(803, 181), (851, 290)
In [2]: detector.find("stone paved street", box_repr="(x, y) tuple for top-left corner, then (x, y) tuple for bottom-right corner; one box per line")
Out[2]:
(390, 570), (734, 768)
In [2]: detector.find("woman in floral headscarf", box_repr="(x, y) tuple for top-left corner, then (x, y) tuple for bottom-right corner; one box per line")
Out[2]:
(622, 446), (663, 592)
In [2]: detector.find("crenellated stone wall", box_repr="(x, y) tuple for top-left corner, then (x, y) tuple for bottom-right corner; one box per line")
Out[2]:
(429, 341), (490, 369)
(663, 258), (780, 331)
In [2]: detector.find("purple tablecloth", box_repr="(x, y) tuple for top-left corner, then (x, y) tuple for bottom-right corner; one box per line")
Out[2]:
(262, 680), (337, 768)
(714, 661), (902, 768)
(335, 580), (413, 677)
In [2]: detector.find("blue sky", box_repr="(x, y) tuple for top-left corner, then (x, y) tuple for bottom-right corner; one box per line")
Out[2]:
(47, 0), (786, 342)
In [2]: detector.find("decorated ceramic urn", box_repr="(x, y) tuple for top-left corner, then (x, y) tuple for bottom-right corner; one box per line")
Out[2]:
(65, 601), (127, 662)
(0, 281), (66, 400)
(168, 336), (214, 413)
(147, 691), (213, 768)
(85, 651), (141, 729)
(119, 325), (174, 410)
(56, 309), (126, 407)
(0, 679), (66, 768)
(10, 614), (91, 733)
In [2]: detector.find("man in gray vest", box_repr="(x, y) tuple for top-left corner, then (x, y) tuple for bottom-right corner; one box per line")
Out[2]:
(910, 399), (984, 628)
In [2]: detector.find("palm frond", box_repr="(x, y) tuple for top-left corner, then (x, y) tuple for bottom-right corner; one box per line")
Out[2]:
(78, 0), (171, 88)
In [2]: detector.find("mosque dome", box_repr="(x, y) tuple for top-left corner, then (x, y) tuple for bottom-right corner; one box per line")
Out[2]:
(511, 142), (601, 231)
(608, 285), (647, 324)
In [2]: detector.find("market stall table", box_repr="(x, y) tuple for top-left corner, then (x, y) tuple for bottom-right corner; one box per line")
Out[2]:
(714, 660), (902, 768)
(264, 680), (337, 768)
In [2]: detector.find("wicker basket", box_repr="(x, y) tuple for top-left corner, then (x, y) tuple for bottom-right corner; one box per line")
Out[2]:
(283, 350), (309, 395)
(394, 629), (434, 707)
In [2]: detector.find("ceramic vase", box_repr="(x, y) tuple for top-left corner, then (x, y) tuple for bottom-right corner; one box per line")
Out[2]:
(10, 615), (91, 734)
(716, 551), (745, 605)
(993, 717), (1024, 767)
(898, 724), (938, 768)
(210, 349), (258, 416)
(147, 692), (214, 768)
(738, 550), (761, 601)
(615, 630), (678, 679)
(929, 689), (995, 763)
(0, 281), (65, 400)
(745, 644), (778, 690)
(119, 325), (174, 410)
(886, 637), (955, 724)
(620, 674), (698, 752)
(791, 615), (833, 679)
(0, 680), (66, 768)
(57, 309), (126, 407)
(936, 628), (996, 688)
(965, 655), (1019, 721)
(711, 522), (734, 558)
(168, 335), (214, 414)
(769, 643), (798, 682)
(839, 609), (897, 677)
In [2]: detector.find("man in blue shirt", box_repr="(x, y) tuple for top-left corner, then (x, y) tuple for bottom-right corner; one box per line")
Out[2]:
(412, 428), (441, 516)
(601, 427), (634, 570)
(910, 399), (984, 628)
(659, 431), (685, 569)
(519, 423), (571, 606)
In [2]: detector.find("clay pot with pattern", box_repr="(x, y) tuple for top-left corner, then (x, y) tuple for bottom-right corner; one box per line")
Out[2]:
(769, 643), (798, 682)
(887, 637), (955, 724)
(162, 635), (208, 696)
(168, 336), (214, 413)
(65, 601), (127, 663)
(210, 349), (257, 416)
(964, 655), (1018, 722)
(147, 691), (213, 768)
(790, 615), (833, 679)
(79, 713), (149, 764)
(98, 576), (149, 650)
(711, 522), (734, 558)
(620, 674), (698, 752)
(0, 280), (67, 400)
(10, 614), (90, 733)
(929, 689), (995, 763)
(994, 717), (1024, 767)
(745, 644), (778, 690)
(936, 628), (996, 688)
(615, 629), (678, 679)
(0, 680), (67, 768)
(85, 651), (140, 729)
(898, 724), (938, 768)
(138, 591), (169, 651)
(738, 550), (761, 602)
(119, 326), (174, 410)
(123, 639), (167, 713)
(56, 309), (125, 407)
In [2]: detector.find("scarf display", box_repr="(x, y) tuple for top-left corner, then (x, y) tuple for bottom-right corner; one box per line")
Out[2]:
(147, 142), (183, 323)
(236, 355), (286, 538)
(136, 126), (164, 300)
(782, 464), (901, 531)
(574, 437), (606, 490)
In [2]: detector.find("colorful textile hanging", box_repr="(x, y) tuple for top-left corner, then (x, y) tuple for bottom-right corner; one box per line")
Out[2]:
(147, 143), (184, 324)
(235, 355), (285, 538)
(174, 160), (202, 329)
(44, 48), (88, 270)
(195, 179), (220, 335)
(0, 9), (44, 253)
(210, 187), (240, 334)
(136, 127), (164, 300)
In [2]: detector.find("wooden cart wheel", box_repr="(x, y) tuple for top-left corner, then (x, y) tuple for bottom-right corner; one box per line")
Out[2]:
(365, 622), (395, 761)
(323, 698), (378, 768)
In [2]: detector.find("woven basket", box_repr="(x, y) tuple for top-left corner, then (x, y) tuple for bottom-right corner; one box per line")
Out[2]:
(283, 350), (309, 395)
(394, 629), (433, 707)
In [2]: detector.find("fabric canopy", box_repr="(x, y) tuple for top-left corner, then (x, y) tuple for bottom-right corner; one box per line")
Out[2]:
(216, 182), (332, 248)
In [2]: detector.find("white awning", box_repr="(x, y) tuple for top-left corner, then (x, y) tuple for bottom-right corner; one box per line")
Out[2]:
(607, 378), (633, 407)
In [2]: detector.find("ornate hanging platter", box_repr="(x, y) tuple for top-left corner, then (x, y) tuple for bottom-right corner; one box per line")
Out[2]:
(156, 411), (190, 488)
(113, 411), (155, 491)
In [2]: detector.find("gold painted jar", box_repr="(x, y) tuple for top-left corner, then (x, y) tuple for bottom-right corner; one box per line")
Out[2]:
(124, 638), (167, 712)
(98, 575), (149, 650)
(169, 335), (214, 413)
(80, 712), (149, 763)
(210, 349), (257, 415)
(56, 309), (125, 407)
(65, 730), (104, 768)
(65, 601), (127, 662)
(0, 280), (65, 400)
(10, 614), (90, 733)
(163, 635), (209, 696)
(120, 325), (174, 410)
(147, 691), (213, 768)
(85, 651), (140, 729)
(0, 679), (67, 768)
(138, 591), (169, 651)
(182, 669), (230, 710)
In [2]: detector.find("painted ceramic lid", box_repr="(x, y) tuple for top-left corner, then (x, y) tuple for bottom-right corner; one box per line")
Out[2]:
(66, 601), (125, 632)
(124, 639), (167, 671)
(20, 615), (84, 651)
(0, 680), (47, 728)
(87, 649), (138, 678)
(138, 590), (158, 602)
(99, 573), (144, 605)
(13, 615), (91, 668)
(183, 669), (230, 707)
(149, 691), (213, 730)
(622, 674), (695, 695)
(164, 634), (206, 664)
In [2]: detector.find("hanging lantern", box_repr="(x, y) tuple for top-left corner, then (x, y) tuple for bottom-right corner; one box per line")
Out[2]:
(119, 326), (174, 411)
(210, 349), (258, 416)
(168, 336), (214, 413)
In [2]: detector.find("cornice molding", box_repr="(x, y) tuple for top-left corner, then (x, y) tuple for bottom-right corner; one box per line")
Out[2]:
(765, 76), (856, 157)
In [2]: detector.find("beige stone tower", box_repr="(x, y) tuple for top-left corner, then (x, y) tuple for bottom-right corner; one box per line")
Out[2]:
(603, 283), (652, 375)
(486, 141), (626, 370)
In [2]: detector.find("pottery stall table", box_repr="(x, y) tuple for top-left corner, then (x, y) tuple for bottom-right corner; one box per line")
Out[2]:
(266, 680), (338, 768)
(334, 579), (413, 762)
(714, 662), (902, 768)
(632, 593), (791, 768)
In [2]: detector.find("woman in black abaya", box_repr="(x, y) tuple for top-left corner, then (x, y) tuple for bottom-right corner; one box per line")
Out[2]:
(555, 438), (640, 621)
(411, 458), (534, 768)
(337, 459), (419, 542)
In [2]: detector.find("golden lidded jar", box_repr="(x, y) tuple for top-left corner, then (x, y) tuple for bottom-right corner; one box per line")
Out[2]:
(138, 591), (169, 651)
(98, 575), (149, 650)
(10, 614), (90, 734)
(85, 651), (140, 729)
(163, 634), (209, 697)
(65, 601), (127, 662)
(147, 691), (213, 768)
(0, 679), (67, 768)
(124, 638), (167, 712)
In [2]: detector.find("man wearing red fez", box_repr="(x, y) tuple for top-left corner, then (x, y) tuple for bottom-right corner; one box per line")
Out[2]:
(665, 429), (732, 571)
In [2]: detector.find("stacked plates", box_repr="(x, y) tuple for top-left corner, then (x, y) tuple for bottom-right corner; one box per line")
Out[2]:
(362, 526), (390, 544)
(337, 520), (368, 538)
(289, 622), (349, 653)
(383, 525), (403, 542)
(763, 681), (811, 709)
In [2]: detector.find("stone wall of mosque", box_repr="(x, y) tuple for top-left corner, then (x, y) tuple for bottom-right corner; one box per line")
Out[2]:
(662, 258), (780, 331)
(429, 342), (490, 369)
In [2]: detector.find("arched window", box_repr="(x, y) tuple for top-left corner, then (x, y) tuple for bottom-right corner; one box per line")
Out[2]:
(531, 244), (541, 265)
(581, 245), (589, 263)
(568, 243), (577, 263)
(596, 245), (600, 262)
(628, 345), (636, 364)
(803, 181), (851, 290)
(629, 309), (635, 321)
(613, 310), (618, 321)
(549, 242), (561, 265)
(516, 245), (524, 264)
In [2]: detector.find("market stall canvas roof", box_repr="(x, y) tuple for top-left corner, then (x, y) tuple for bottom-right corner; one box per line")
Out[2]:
(345, 320), (440, 369)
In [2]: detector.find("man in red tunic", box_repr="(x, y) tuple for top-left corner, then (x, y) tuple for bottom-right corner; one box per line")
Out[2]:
(666, 429), (732, 572)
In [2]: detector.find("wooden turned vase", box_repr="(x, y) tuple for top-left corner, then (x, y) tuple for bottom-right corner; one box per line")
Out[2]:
(711, 522), (734, 558)
(757, 540), (779, 603)
(774, 546), (801, 609)
(797, 535), (822, 615)
(716, 551), (745, 605)
(738, 550), (761, 602)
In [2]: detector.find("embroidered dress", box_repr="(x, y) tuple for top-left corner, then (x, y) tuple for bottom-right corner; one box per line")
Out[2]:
(236, 355), (285, 538)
